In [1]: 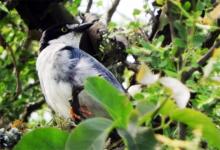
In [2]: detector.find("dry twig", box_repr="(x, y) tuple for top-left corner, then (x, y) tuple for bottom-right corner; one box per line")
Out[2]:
(106, 0), (121, 23)
(86, 0), (93, 13)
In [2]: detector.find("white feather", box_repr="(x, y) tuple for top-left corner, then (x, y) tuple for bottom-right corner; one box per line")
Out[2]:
(37, 43), (73, 118)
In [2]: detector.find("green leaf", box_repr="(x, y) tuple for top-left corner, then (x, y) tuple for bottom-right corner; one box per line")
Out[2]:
(183, 1), (191, 11)
(14, 128), (68, 150)
(118, 127), (157, 150)
(156, 0), (165, 6)
(174, 38), (186, 48)
(192, 33), (205, 48)
(154, 35), (165, 48)
(85, 77), (133, 128)
(160, 100), (220, 149)
(118, 129), (138, 150)
(118, 111), (157, 150)
(134, 127), (157, 150)
(0, 2), (9, 13)
(172, 109), (220, 149)
(65, 118), (113, 150)
(133, 9), (141, 16)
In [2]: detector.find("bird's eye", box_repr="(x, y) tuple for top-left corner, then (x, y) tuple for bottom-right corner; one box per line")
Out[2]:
(61, 27), (68, 33)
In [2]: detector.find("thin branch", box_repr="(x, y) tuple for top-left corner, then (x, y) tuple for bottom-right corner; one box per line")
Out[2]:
(166, 2), (176, 42)
(106, 0), (121, 23)
(149, 9), (161, 41)
(23, 81), (40, 91)
(12, 81), (40, 101)
(86, 0), (93, 13)
(21, 99), (45, 122)
(181, 40), (220, 82)
(0, 34), (21, 96)
(202, 29), (220, 49)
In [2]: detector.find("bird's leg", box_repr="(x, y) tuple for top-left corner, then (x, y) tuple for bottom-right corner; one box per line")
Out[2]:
(80, 105), (92, 116)
(69, 86), (85, 123)
(69, 86), (92, 123)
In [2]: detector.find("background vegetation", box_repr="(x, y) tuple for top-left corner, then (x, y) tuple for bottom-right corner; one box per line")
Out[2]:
(0, 0), (220, 150)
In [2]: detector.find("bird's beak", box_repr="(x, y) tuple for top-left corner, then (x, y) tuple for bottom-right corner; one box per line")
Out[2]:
(72, 22), (94, 32)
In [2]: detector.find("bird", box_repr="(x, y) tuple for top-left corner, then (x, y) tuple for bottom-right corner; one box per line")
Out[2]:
(36, 22), (124, 122)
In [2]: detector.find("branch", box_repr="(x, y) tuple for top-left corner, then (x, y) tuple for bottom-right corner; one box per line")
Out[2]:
(106, 0), (121, 23)
(21, 99), (45, 122)
(0, 34), (21, 96)
(86, 0), (93, 13)
(202, 29), (220, 49)
(23, 81), (40, 92)
(12, 81), (40, 101)
(166, 1), (176, 42)
(81, 13), (128, 66)
(149, 9), (161, 41)
(181, 40), (220, 82)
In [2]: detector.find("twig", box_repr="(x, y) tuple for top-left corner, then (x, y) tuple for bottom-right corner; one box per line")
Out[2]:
(166, 2), (176, 42)
(23, 81), (40, 92)
(181, 40), (220, 82)
(21, 99), (45, 122)
(139, 27), (149, 42)
(202, 29), (220, 49)
(86, 0), (93, 13)
(12, 81), (40, 101)
(0, 34), (21, 96)
(149, 9), (161, 41)
(106, 0), (121, 23)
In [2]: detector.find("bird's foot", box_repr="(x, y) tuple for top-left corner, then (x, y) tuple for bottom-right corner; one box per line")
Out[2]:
(70, 108), (82, 121)
(69, 105), (92, 123)
(80, 105), (92, 117)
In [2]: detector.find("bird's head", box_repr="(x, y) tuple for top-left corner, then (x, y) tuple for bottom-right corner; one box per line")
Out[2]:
(40, 22), (94, 50)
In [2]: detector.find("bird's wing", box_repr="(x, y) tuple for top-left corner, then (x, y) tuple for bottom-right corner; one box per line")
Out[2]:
(60, 46), (124, 91)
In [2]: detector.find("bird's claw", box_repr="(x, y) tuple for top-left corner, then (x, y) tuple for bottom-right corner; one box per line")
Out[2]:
(80, 106), (92, 117)
(70, 106), (92, 122)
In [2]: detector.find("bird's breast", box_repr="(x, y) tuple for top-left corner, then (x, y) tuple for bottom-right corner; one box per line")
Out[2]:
(36, 44), (73, 118)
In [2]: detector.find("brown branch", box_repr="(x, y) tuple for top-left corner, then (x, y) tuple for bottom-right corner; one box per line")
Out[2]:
(106, 0), (121, 23)
(181, 40), (220, 82)
(81, 13), (128, 66)
(86, 0), (93, 13)
(0, 34), (21, 97)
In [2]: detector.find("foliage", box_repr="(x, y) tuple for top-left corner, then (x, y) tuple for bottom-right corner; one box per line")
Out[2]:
(14, 128), (68, 150)
(0, 0), (220, 150)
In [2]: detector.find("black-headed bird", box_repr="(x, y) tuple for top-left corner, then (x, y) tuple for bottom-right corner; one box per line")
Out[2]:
(36, 22), (124, 122)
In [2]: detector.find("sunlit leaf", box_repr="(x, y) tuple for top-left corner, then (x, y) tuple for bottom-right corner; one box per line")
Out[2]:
(183, 1), (191, 11)
(136, 64), (159, 85)
(156, 0), (165, 6)
(160, 77), (190, 108)
(160, 100), (220, 149)
(133, 9), (141, 16)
